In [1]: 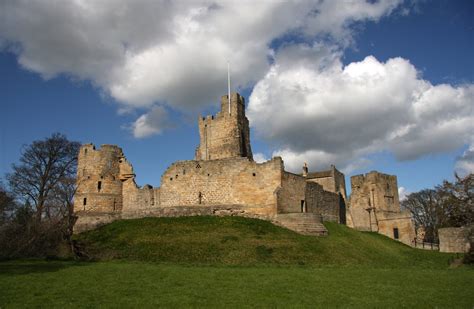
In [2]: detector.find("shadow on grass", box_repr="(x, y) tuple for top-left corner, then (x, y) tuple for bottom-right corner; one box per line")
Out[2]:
(0, 260), (88, 277)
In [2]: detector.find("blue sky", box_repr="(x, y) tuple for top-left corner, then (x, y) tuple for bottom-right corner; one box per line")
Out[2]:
(1, 0), (473, 198)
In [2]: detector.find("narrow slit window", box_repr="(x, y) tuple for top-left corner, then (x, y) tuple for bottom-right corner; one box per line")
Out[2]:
(83, 198), (87, 206)
(98, 181), (102, 192)
(393, 228), (399, 239)
(301, 200), (306, 213)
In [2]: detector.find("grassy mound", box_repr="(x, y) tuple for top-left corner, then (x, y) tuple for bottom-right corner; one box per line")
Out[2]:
(74, 216), (453, 267)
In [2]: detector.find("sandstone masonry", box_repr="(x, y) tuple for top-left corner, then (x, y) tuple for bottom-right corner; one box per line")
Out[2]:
(348, 171), (416, 245)
(74, 92), (415, 243)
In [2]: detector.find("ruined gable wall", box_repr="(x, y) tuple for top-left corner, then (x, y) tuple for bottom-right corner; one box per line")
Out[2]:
(308, 176), (335, 194)
(333, 168), (347, 201)
(307, 166), (347, 202)
(277, 172), (307, 213)
(159, 157), (283, 217)
(305, 182), (340, 222)
(75, 144), (123, 213)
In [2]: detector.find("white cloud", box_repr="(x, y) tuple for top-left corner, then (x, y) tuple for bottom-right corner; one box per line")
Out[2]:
(253, 153), (269, 164)
(248, 44), (474, 172)
(398, 186), (409, 201)
(455, 145), (474, 177)
(130, 106), (171, 138)
(0, 0), (404, 136)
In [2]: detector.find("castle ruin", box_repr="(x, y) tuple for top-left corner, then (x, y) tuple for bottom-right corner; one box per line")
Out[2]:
(347, 171), (415, 245)
(74, 92), (415, 245)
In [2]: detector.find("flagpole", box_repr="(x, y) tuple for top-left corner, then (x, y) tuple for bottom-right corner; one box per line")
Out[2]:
(227, 61), (231, 114)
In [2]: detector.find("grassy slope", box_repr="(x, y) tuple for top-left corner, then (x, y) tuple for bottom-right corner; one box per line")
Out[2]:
(1, 217), (473, 307)
(74, 216), (452, 268)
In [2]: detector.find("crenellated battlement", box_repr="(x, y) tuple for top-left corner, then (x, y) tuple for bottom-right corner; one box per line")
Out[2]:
(195, 92), (252, 161)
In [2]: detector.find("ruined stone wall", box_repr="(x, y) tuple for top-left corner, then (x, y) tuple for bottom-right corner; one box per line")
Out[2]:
(277, 172), (307, 213)
(305, 182), (340, 222)
(195, 93), (252, 161)
(75, 144), (123, 213)
(377, 211), (416, 246)
(159, 157), (282, 217)
(349, 171), (415, 245)
(121, 180), (157, 212)
(349, 171), (400, 230)
(439, 226), (472, 253)
(306, 165), (347, 201)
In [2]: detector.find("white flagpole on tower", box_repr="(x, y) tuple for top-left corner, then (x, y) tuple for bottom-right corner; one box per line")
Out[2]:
(227, 61), (231, 114)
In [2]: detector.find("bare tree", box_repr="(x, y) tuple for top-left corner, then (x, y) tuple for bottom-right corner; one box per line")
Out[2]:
(402, 173), (474, 243)
(7, 133), (80, 224)
(402, 189), (444, 242)
(0, 181), (15, 224)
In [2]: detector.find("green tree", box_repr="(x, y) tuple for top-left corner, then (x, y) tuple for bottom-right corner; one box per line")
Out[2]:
(436, 173), (473, 227)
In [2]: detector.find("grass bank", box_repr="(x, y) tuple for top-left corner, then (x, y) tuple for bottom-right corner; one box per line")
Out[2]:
(74, 216), (453, 268)
(1, 216), (472, 307)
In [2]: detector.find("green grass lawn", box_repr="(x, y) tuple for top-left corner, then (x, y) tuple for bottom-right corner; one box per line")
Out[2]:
(0, 260), (472, 307)
(1, 216), (472, 307)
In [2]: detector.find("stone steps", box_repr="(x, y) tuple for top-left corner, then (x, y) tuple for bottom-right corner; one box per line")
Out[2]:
(273, 213), (328, 236)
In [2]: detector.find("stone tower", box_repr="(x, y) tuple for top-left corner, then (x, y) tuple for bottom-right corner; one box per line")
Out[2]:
(75, 144), (134, 213)
(349, 171), (415, 245)
(349, 171), (400, 231)
(195, 92), (253, 161)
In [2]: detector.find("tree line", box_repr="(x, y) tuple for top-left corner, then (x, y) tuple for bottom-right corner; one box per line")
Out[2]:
(401, 173), (473, 243)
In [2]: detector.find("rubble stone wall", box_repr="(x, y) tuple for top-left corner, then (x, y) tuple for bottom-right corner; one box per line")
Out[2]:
(159, 157), (283, 217)
(439, 226), (472, 253)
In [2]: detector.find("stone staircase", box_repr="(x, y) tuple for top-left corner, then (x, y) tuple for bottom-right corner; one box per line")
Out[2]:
(273, 213), (328, 236)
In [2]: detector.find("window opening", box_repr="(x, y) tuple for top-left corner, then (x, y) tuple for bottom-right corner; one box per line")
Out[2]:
(198, 192), (202, 204)
(393, 228), (399, 239)
(98, 181), (102, 192)
(301, 200), (306, 213)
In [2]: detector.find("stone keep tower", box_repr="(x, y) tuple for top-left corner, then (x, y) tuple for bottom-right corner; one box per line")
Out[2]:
(75, 144), (135, 213)
(349, 171), (400, 231)
(195, 92), (253, 161)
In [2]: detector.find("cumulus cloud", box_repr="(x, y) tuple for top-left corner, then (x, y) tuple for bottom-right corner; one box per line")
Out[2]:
(455, 145), (474, 177)
(0, 0), (404, 136)
(398, 187), (409, 201)
(248, 44), (474, 172)
(130, 106), (171, 138)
